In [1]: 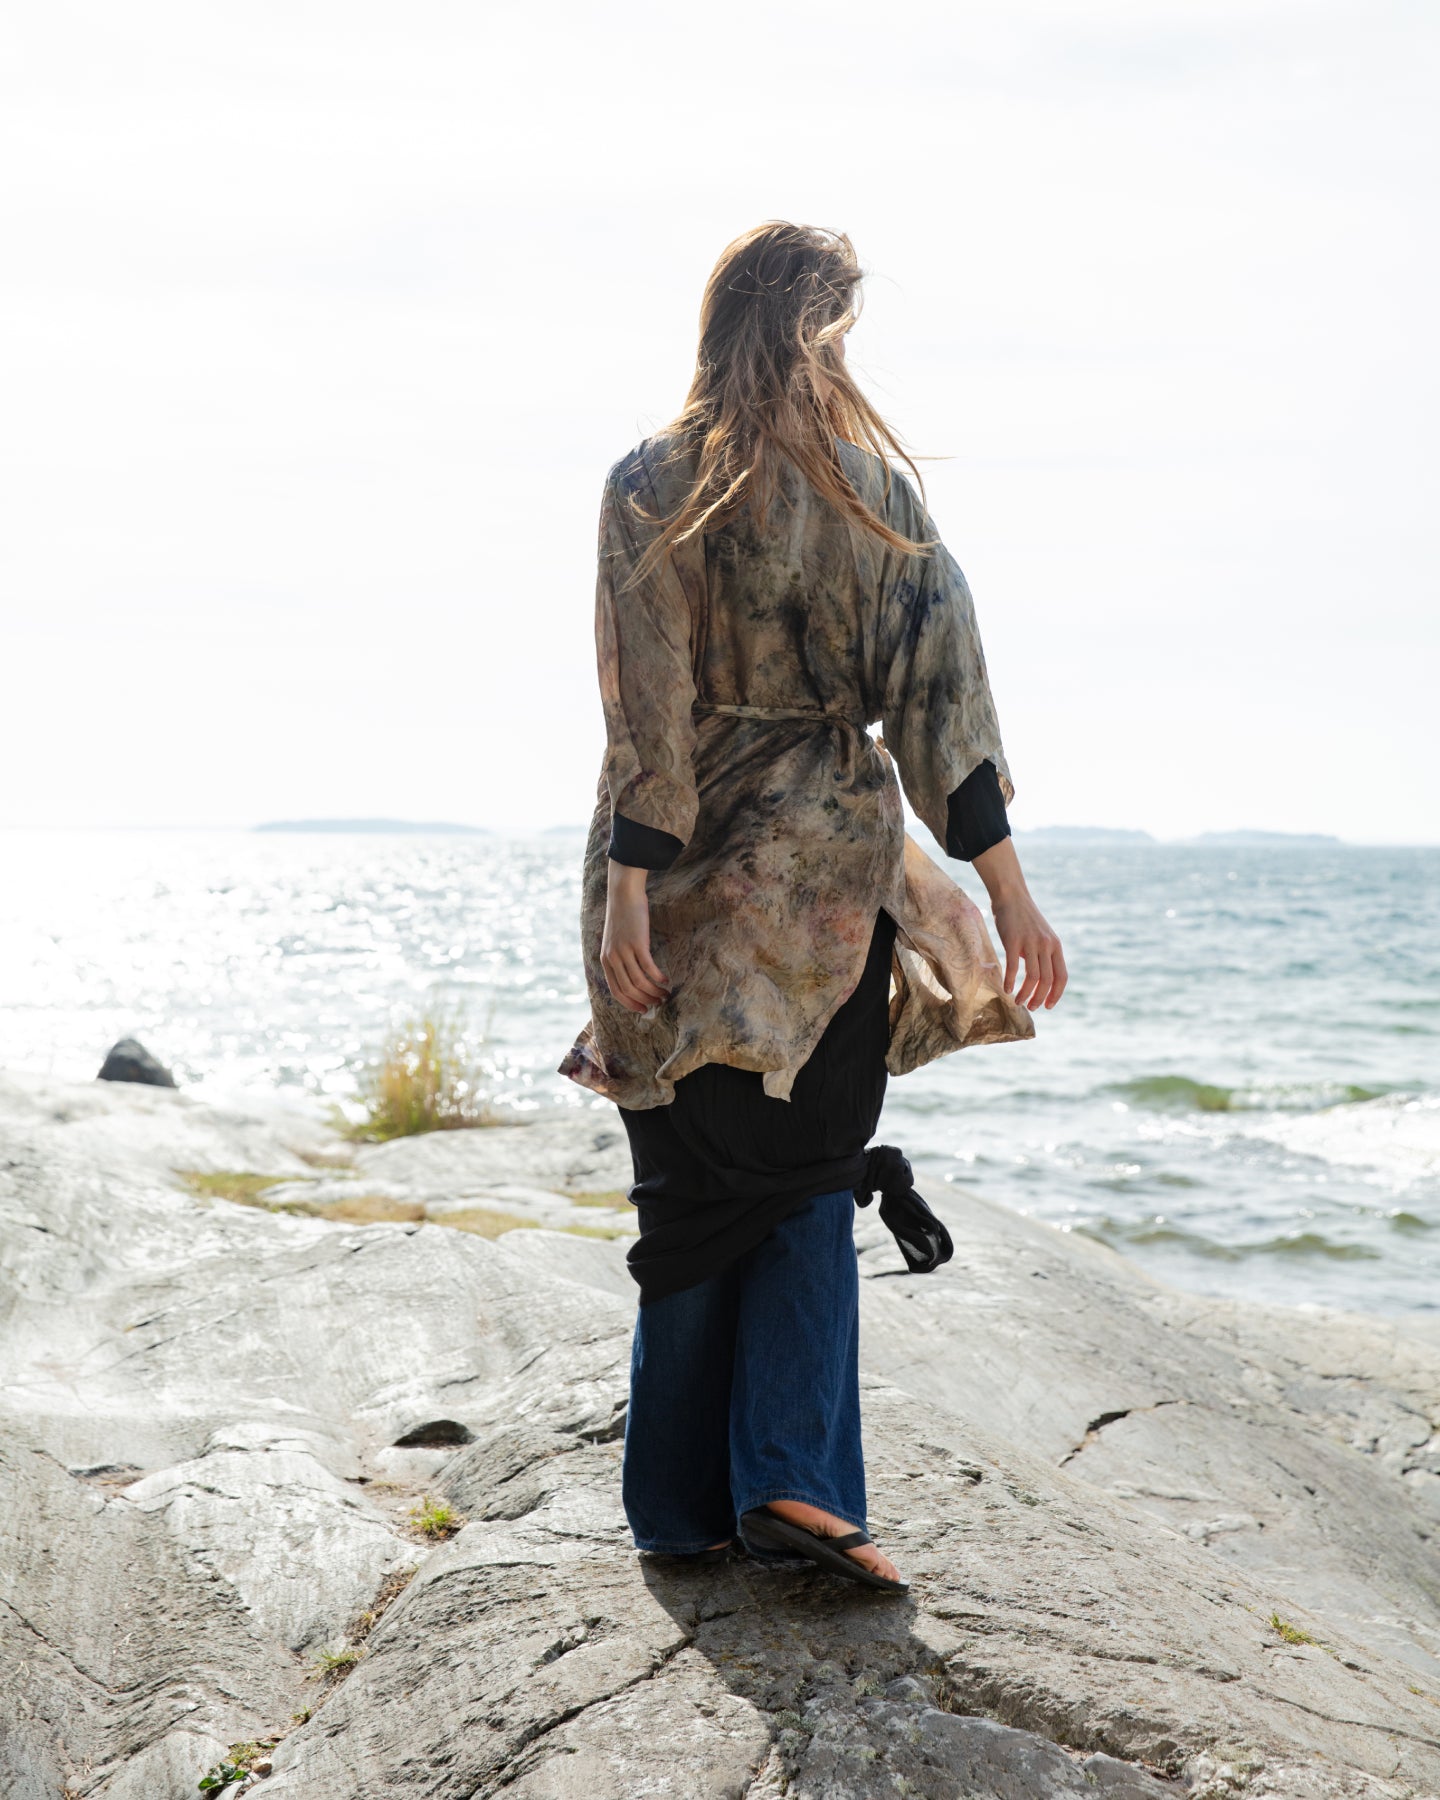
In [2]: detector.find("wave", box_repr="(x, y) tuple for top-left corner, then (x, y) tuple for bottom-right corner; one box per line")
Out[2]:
(1076, 1220), (1240, 1260)
(1234, 1092), (1440, 1189)
(1079, 1217), (1384, 1263)
(1109, 1074), (1388, 1114)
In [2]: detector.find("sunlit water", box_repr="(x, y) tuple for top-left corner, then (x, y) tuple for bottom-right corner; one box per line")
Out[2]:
(2, 830), (1435, 1315)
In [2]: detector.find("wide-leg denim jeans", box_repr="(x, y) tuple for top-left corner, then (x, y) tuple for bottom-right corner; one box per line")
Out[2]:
(622, 1189), (866, 1553)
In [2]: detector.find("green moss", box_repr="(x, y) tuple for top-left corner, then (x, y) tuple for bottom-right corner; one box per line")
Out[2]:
(1269, 1612), (1320, 1646)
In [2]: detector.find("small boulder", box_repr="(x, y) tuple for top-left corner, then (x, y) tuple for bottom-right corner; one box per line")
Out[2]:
(97, 1039), (177, 1088)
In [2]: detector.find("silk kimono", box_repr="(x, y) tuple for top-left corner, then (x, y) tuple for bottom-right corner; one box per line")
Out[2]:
(557, 429), (1034, 1115)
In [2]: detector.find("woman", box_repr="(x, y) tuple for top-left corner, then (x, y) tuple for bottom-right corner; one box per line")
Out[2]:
(559, 221), (1066, 1593)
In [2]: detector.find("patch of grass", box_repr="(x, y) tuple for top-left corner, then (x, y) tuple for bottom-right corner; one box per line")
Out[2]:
(351, 1564), (419, 1644)
(296, 1144), (357, 1170)
(199, 1738), (279, 1788)
(562, 1188), (632, 1208)
(350, 1010), (497, 1142)
(560, 1222), (630, 1240)
(316, 1194), (424, 1224)
(1269, 1612), (1320, 1646)
(176, 1169), (421, 1226)
(409, 1495), (464, 1540)
(429, 1205), (537, 1240)
(310, 1644), (365, 1682)
(178, 1169), (295, 1206)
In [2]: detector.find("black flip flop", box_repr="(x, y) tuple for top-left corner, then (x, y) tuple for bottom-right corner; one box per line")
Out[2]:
(740, 1507), (909, 1593)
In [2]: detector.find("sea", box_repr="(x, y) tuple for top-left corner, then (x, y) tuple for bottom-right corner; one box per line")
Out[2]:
(2, 829), (1435, 1317)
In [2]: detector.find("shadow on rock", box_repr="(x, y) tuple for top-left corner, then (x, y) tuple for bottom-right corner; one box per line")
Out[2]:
(637, 1554), (1182, 1799)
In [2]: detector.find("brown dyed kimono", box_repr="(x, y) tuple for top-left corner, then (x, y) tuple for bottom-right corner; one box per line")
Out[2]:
(558, 430), (1034, 1112)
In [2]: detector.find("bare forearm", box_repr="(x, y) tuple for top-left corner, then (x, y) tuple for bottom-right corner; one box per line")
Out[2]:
(607, 859), (649, 904)
(603, 858), (670, 1012)
(970, 837), (1068, 1009)
(971, 835), (1029, 905)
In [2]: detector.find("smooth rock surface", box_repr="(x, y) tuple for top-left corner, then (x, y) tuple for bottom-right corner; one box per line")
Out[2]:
(1, 1073), (1438, 1799)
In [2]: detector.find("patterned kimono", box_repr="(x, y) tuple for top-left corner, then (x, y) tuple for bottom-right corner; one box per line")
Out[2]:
(558, 429), (1034, 1114)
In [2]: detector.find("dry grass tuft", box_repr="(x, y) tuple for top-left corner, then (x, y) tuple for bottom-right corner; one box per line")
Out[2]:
(318, 1194), (425, 1224)
(1269, 1612), (1321, 1646)
(429, 1205), (536, 1240)
(309, 1645), (364, 1682)
(563, 1188), (633, 1208)
(179, 1169), (294, 1207)
(409, 1495), (464, 1539)
(351, 1011), (497, 1142)
(351, 1564), (419, 1644)
(175, 1170), (421, 1226)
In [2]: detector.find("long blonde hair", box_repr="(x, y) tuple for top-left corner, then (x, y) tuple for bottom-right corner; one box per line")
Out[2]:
(630, 221), (933, 581)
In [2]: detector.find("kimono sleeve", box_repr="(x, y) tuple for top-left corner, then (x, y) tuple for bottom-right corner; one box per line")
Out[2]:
(595, 457), (700, 870)
(876, 471), (1014, 856)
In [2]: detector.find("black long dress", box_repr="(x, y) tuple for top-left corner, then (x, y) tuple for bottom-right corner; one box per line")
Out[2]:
(615, 757), (1012, 1303)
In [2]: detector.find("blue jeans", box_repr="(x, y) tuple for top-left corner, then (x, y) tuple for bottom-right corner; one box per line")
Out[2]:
(622, 1190), (866, 1553)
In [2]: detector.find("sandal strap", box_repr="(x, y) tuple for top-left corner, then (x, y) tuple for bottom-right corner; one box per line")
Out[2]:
(829, 1529), (871, 1550)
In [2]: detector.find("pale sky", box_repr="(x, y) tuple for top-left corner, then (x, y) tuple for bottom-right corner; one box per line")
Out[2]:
(2, 0), (1435, 843)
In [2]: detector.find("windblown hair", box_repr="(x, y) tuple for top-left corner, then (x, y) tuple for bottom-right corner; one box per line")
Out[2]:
(629, 221), (934, 583)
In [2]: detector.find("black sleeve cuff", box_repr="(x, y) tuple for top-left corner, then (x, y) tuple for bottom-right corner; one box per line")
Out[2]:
(608, 812), (685, 871)
(945, 759), (1011, 862)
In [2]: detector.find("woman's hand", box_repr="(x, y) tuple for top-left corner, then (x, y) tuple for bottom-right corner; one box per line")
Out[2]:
(971, 838), (1068, 1010)
(601, 861), (672, 1014)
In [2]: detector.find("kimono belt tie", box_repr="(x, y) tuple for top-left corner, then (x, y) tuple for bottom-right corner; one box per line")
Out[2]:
(692, 702), (870, 730)
(853, 1144), (955, 1275)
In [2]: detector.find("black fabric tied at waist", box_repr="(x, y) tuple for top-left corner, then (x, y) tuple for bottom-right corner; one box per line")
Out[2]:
(853, 1144), (955, 1275)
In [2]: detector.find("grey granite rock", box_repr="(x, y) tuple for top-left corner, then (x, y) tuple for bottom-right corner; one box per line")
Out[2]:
(96, 1037), (177, 1087)
(1, 1072), (1438, 1799)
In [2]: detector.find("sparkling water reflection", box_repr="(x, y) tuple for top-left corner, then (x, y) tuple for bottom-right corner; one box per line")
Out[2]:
(2, 831), (1435, 1315)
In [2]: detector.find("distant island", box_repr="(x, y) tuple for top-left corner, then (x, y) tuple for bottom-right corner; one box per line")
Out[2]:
(1009, 825), (1347, 848)
(1014, 826), (1156, 844)
(1176, 830), (1343, 846)
(254, 819), (490, 835)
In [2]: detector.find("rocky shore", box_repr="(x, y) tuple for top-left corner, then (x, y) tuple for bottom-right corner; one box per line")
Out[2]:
(2, 1069), (1438, 1798)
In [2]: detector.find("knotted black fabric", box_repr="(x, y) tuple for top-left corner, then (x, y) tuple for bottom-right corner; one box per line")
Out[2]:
(853, 1143), (954, 1274)
(621, 909), (900, 1305)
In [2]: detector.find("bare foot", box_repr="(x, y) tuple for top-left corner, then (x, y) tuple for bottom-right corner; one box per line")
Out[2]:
(763, 1500), (904, 1584)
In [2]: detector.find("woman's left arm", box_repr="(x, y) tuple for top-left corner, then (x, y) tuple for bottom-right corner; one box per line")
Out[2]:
(875, 471), (1067, 1011)
(876, 470), (1014, 849)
